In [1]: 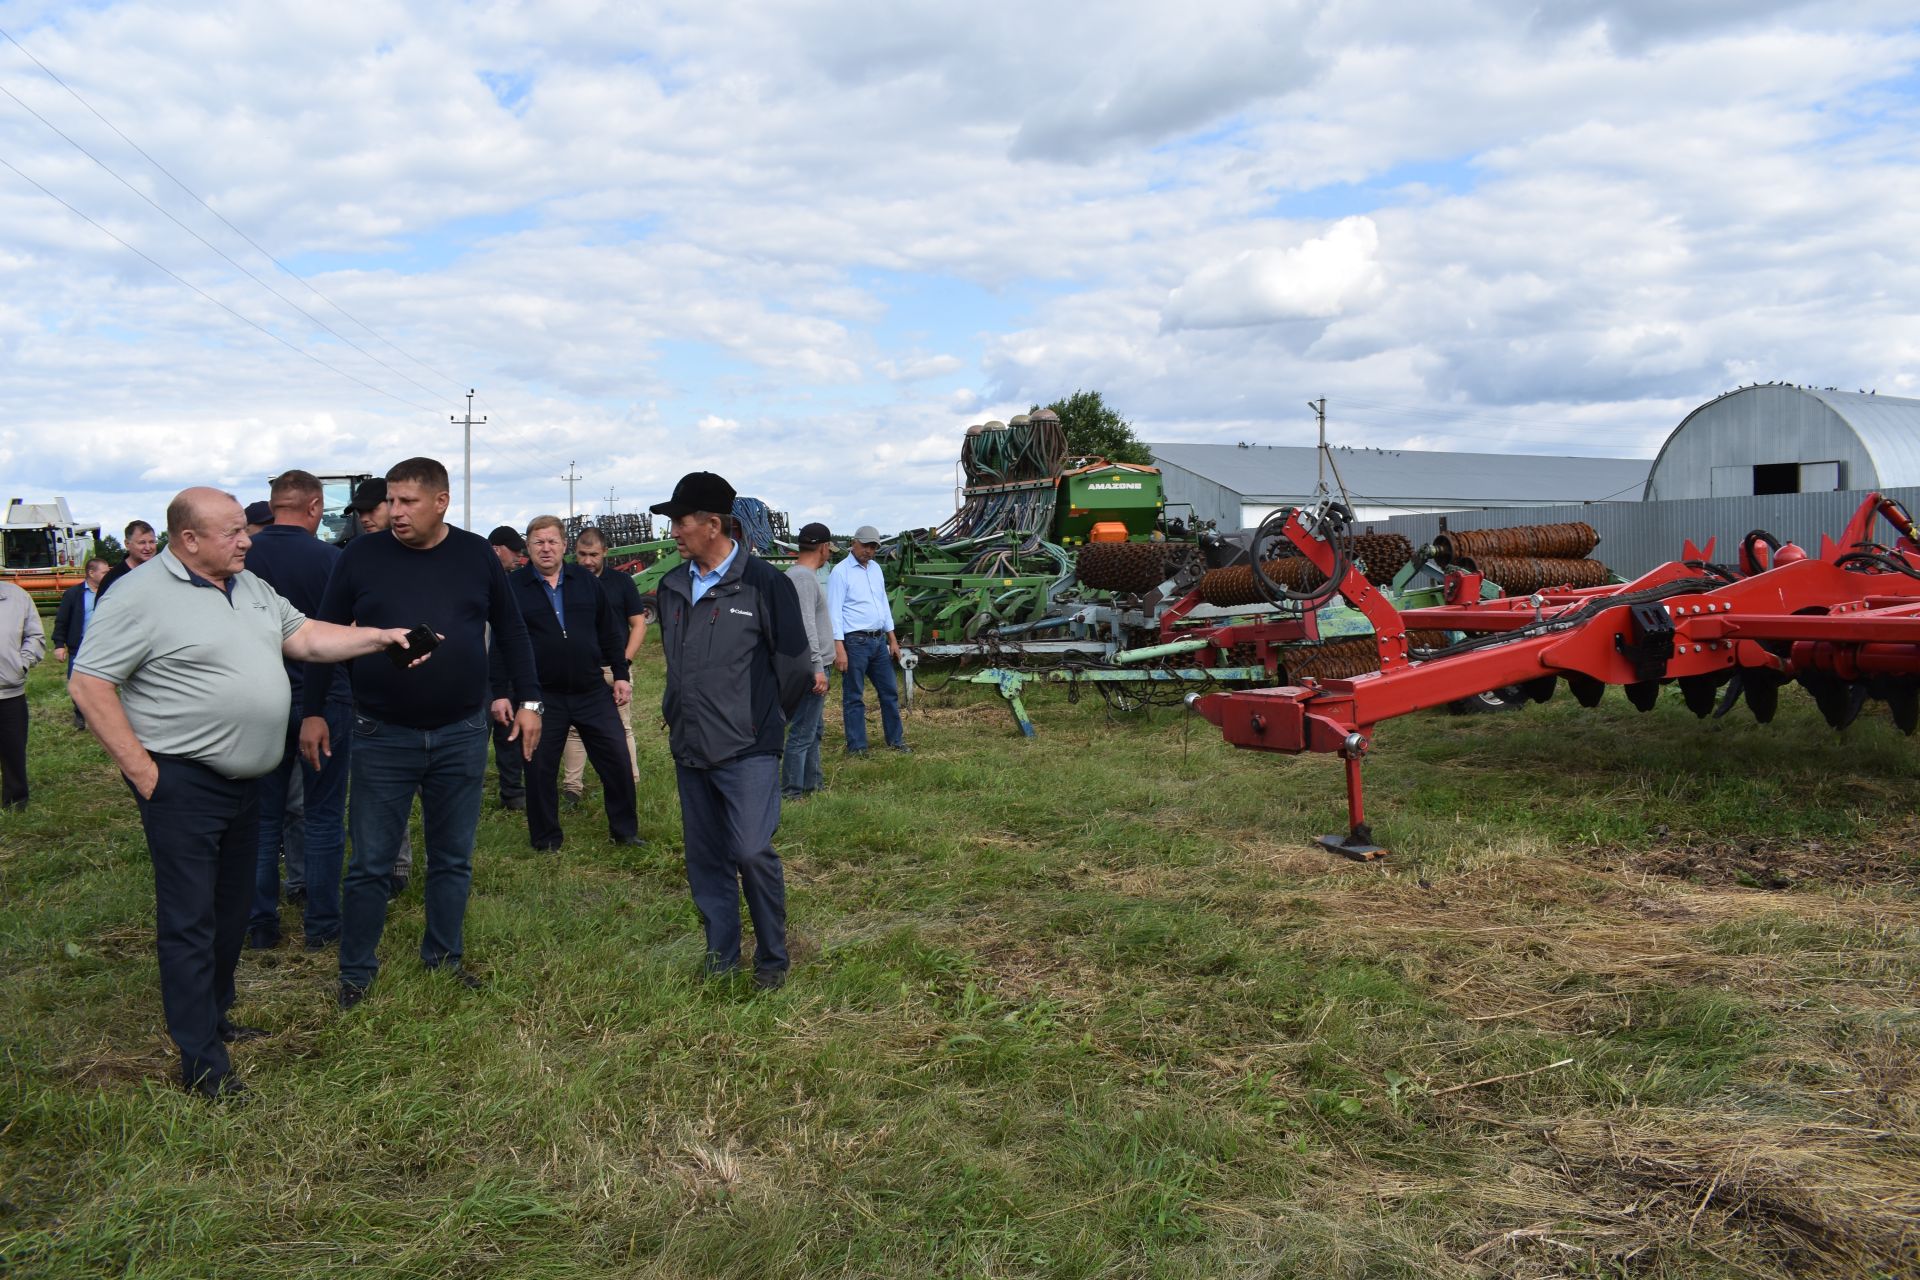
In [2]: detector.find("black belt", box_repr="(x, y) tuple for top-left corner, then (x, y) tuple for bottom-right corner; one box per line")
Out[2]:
(847, 628), (888, 639)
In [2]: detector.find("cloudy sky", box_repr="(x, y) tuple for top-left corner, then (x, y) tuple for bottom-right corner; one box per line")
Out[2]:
(2, 0), (1917, 542)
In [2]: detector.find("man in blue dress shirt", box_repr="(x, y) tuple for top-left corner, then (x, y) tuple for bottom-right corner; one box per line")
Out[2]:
(826, 525), (909, 756)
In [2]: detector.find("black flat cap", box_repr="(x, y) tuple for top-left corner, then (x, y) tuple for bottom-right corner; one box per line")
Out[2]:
(650, 471), (736, 520)
(488, 525), (527, 553)
(244, 500), (274, 527)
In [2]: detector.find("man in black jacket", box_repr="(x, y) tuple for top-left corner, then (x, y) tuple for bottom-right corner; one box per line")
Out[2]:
(493, 515), (642, 852)
(52, 556), (108, 728)
(651, 473), (810, 989)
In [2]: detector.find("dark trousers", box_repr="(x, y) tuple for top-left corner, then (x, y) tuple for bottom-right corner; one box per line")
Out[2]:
(340, 710), (489, 989)
(0, 694), (26, 809)
(491, 714), (525, 804)
(526, 687), (637, 848)
(132, 756), (259, 1087)
(840, 633), (904, 752)
(675, 754), (787, 977)
(251, 701), (352, 944)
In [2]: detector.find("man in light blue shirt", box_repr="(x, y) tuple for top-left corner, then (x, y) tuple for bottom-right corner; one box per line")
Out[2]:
(826, 524), (908, 755)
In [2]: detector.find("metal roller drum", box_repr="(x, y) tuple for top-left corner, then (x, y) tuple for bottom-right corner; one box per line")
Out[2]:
(1460, 555), (1612, 595)
(1432, 521), (1598, 563)
(1076, 541), (1175, 594)
(1196, 532), (1416, 607)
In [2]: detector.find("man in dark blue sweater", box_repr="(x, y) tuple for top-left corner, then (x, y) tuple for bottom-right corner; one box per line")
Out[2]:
(243, 470), (354, 950)
(300, 457), (543, 1008)
(492, 515), (642, 852)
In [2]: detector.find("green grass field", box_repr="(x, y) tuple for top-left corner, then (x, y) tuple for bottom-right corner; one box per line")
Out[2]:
(3, 651), (1917, 1278)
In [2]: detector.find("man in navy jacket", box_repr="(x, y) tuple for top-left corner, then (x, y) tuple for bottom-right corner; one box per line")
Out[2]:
(651, 472), (810, 989)
(492, 515), (642, 852)
(52, 556), (108, 728)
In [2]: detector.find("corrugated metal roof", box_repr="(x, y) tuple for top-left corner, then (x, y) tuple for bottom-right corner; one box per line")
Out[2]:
(1147, 443), (1650, 506)
(1803, 389), (1920, 487)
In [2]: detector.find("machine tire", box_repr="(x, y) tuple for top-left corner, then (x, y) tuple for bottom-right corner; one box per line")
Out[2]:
(1446, 686), (1524, 715)
(637, 592), (659, 624)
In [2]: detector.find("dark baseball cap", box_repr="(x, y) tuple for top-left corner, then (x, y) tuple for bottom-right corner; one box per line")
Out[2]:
(348, 477), (387, 512)
(488, 525), (527, 553)
(244, 500), (274, 527)
(796, 521), (833, 549)
(650, 471), (735, 520)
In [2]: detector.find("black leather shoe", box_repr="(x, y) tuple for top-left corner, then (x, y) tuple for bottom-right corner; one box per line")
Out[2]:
(531, 840), (561, 853)
(286, 887), (307, 907)
(185, 1074), (250, 1104)
(889, 744), (913, 754)
(304, 934), (338, 952)
(430, 963), (483, 990)
(614, 834), (648, 847)
(388, 873), (409, 896)
(245, 928), (280, 951)
(754, 968), (788, 991)
(562, 791), (583, 810)
(502, 795), (526, 812)
(220, 1025), (269, 1043)
(338, 981), (369, 1011)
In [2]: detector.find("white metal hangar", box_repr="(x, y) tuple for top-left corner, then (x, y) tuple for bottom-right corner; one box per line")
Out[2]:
(1147, 442), (1651, 531)
(1643, 384), (1920, 501)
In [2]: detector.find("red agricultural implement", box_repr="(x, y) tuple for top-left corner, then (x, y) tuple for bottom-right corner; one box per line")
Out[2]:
(1189, 493), (1920, 859)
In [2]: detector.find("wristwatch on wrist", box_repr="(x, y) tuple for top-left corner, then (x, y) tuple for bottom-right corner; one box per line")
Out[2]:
(520, 701), (545, 715)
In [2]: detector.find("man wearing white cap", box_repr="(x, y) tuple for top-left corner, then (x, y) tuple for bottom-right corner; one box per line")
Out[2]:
(826, 525), (908, 755)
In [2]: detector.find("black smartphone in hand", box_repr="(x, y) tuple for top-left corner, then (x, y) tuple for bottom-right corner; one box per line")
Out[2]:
(387, 623), (441, 668)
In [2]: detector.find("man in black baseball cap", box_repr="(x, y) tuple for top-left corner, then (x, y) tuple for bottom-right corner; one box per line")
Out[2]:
(483, 524), (530, 813)
(487, 525), (527, 574)
(650, 471), (810, 988)
(782, 522), (835, 802)
(348, 478), (391, 536)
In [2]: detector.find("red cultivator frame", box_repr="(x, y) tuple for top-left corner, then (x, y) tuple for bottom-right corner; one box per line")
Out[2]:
(1190, 493), (1920, 859)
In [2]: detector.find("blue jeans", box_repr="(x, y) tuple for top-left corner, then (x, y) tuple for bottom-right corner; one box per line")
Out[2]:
(339, 709), (489, 989)
(250, 701), (350, 942)
(840, 634), (903, 752)
(675, 754), (787, 977)
(781, 688), (826, 795)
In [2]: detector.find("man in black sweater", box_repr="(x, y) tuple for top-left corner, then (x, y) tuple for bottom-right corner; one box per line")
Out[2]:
(493, 515), (642, 852)
(300, 457), (543, 1008)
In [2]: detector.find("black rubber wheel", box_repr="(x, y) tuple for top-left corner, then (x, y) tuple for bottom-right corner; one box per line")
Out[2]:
(1446, 687), (1524, 715)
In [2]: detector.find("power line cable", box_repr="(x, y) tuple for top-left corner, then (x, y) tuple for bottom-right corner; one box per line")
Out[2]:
(0, 149), (442, 414)
(0, 22), (469, 396)
(0, 77), (457, 408)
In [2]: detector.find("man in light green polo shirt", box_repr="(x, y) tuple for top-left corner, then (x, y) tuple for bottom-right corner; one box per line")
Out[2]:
(72, 486), (428, 1102)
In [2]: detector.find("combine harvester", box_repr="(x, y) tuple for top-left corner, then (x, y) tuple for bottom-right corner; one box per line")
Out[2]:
(1, 497), (101, 609)
(1189, 492), (1920, 858)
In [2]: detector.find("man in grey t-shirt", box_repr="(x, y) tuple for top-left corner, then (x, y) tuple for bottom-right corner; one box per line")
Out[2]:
(782, 522), (836, 800)
(72, 487), (425, 1102)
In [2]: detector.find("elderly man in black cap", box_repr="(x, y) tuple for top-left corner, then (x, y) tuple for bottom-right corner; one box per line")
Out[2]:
(651, 473), (811, 988)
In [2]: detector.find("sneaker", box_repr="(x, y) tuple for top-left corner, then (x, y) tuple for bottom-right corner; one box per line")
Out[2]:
(614, 833), (648, 848)
(844, 748), (868, 758)
(889, 744), (913, 754)
(562, 791), (583, 810)
(388, 873), (409, 896)
(338, 981), (369, 1011)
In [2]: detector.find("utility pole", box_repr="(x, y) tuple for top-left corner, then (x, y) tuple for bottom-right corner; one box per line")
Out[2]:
(561, 461), (582, 525)
(1309, 397), (1328, 496)
(604, 486), (618, 517)
(452, 389), (485, 530)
